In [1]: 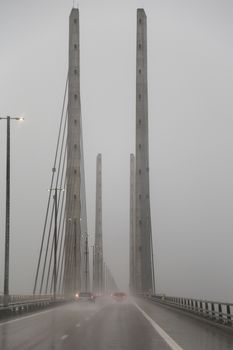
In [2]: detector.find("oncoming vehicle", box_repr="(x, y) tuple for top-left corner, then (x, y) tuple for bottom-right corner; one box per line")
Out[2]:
(111, 292), (127, 302)
(75, 292), (96, 303)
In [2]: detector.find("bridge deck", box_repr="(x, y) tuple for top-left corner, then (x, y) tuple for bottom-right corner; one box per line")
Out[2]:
(135, 297), (233, 349)
(0, 297), (233, 349)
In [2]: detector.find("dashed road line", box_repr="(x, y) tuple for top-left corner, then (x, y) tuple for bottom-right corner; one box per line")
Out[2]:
(61, 334), (69, 340)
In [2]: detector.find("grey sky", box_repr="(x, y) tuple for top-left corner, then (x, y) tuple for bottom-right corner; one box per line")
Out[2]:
(0, 0), (233, 301)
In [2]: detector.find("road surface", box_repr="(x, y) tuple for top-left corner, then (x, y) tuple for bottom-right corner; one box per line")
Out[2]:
(0, 297), (233, 349)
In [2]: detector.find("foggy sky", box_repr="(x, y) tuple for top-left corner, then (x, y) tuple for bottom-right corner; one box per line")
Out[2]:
(0, 0), (233, 301)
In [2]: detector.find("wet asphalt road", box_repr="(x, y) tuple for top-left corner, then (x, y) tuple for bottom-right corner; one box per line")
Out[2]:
(135, 298), (233, 350)
(0, 297), (233, 349)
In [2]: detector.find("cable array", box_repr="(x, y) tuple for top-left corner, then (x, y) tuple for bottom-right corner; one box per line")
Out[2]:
(33, 73), (90, 296)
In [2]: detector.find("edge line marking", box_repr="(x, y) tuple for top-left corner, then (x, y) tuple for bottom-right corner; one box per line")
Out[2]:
(0, 308), (56, 327)
(132, 301), (184, 350)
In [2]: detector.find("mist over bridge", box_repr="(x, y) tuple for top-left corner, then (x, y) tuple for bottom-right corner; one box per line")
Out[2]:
(0, 5), (233, 350)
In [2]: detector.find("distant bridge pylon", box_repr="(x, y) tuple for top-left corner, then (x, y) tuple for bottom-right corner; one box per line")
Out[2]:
(93, 154), (104, 294)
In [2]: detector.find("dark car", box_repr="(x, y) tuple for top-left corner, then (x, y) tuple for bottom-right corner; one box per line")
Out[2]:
(75, 292), (96, 303)
(111, 292), (127, 302)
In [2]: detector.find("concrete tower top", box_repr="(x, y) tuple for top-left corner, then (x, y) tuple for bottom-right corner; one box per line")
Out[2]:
(70, 8), (79, 17)
(137, 9), (147, 32)
(137, 8), (146, 16)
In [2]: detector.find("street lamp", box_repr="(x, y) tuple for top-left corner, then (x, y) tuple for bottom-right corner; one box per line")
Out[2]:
(81, 232), (89, 292)
(91, 244), (95, 293)
(0, 116), (24, 306)
(48, 186), (64, 300)
(85, 235), (89, 292)
(74, 218), (77, 292)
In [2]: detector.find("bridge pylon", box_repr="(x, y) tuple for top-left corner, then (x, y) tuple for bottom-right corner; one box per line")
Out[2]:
(133, 9), (155, 294)
(63, 8), (82, 296)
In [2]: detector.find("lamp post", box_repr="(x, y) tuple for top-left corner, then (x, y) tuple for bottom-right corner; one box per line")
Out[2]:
(92, 245), (95, 293)
(0, 116), (24, 306)
(85, 235), (88, 291)
(81, 232), (89, 292)
(67, 217), (78, 293)
(74, 218), (77, 292)
(83, 234), (89, 292)
(48, 186), (64, 300)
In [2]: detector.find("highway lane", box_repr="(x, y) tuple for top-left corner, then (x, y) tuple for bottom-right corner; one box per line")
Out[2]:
(0, 301), (104, 350)
(135, 297), (233, 350)
(61, 300), (172, 350)
(0, 297), (233, 349)
(0, 298), (171, 350)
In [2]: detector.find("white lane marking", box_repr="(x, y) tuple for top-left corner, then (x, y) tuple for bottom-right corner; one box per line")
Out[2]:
(61, 334), (68, 340)
(0, 308), (54, 327)
(85, 317), (90, 321)
(76, 323), (80, 327)
(133, 302), (184, 350)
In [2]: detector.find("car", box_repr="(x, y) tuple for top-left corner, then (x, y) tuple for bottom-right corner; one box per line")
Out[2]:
(111, 292), (127, 302)
(75, 292), (96, 303)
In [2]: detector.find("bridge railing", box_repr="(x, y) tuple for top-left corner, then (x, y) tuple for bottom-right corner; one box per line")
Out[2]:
(146, 294), (233, 327)
(0, 294), (67, 317)
(0, 294), (65, 306)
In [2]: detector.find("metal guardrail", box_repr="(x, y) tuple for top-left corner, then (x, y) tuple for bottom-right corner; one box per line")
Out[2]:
(0, 294), (64, 306)
(145, 294), (233, 328)
(0, 294), (66, 317)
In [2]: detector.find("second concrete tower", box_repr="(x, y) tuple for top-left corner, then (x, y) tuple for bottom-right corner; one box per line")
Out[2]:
(134, 9), (155, 293)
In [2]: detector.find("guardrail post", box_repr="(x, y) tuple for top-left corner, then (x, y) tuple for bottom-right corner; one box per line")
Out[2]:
(226, 304), (232, 325)
(218, 304), (223, 323)
(199, 301), (203, 315)
(205, 302), (209, 317)
(194, 300), (198, 313)
(211, 303), (215, 320)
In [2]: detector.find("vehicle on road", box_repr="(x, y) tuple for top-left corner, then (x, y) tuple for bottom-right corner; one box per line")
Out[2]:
(111, 292), (127, 302)
(75, 292), (96, 303)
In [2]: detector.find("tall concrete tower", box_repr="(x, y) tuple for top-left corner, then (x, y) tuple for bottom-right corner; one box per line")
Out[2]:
(135, 9), (155, 293)
(93, 154), (103, 294)
(63, 8), (82, 295)
(129, 154), (135, 293)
